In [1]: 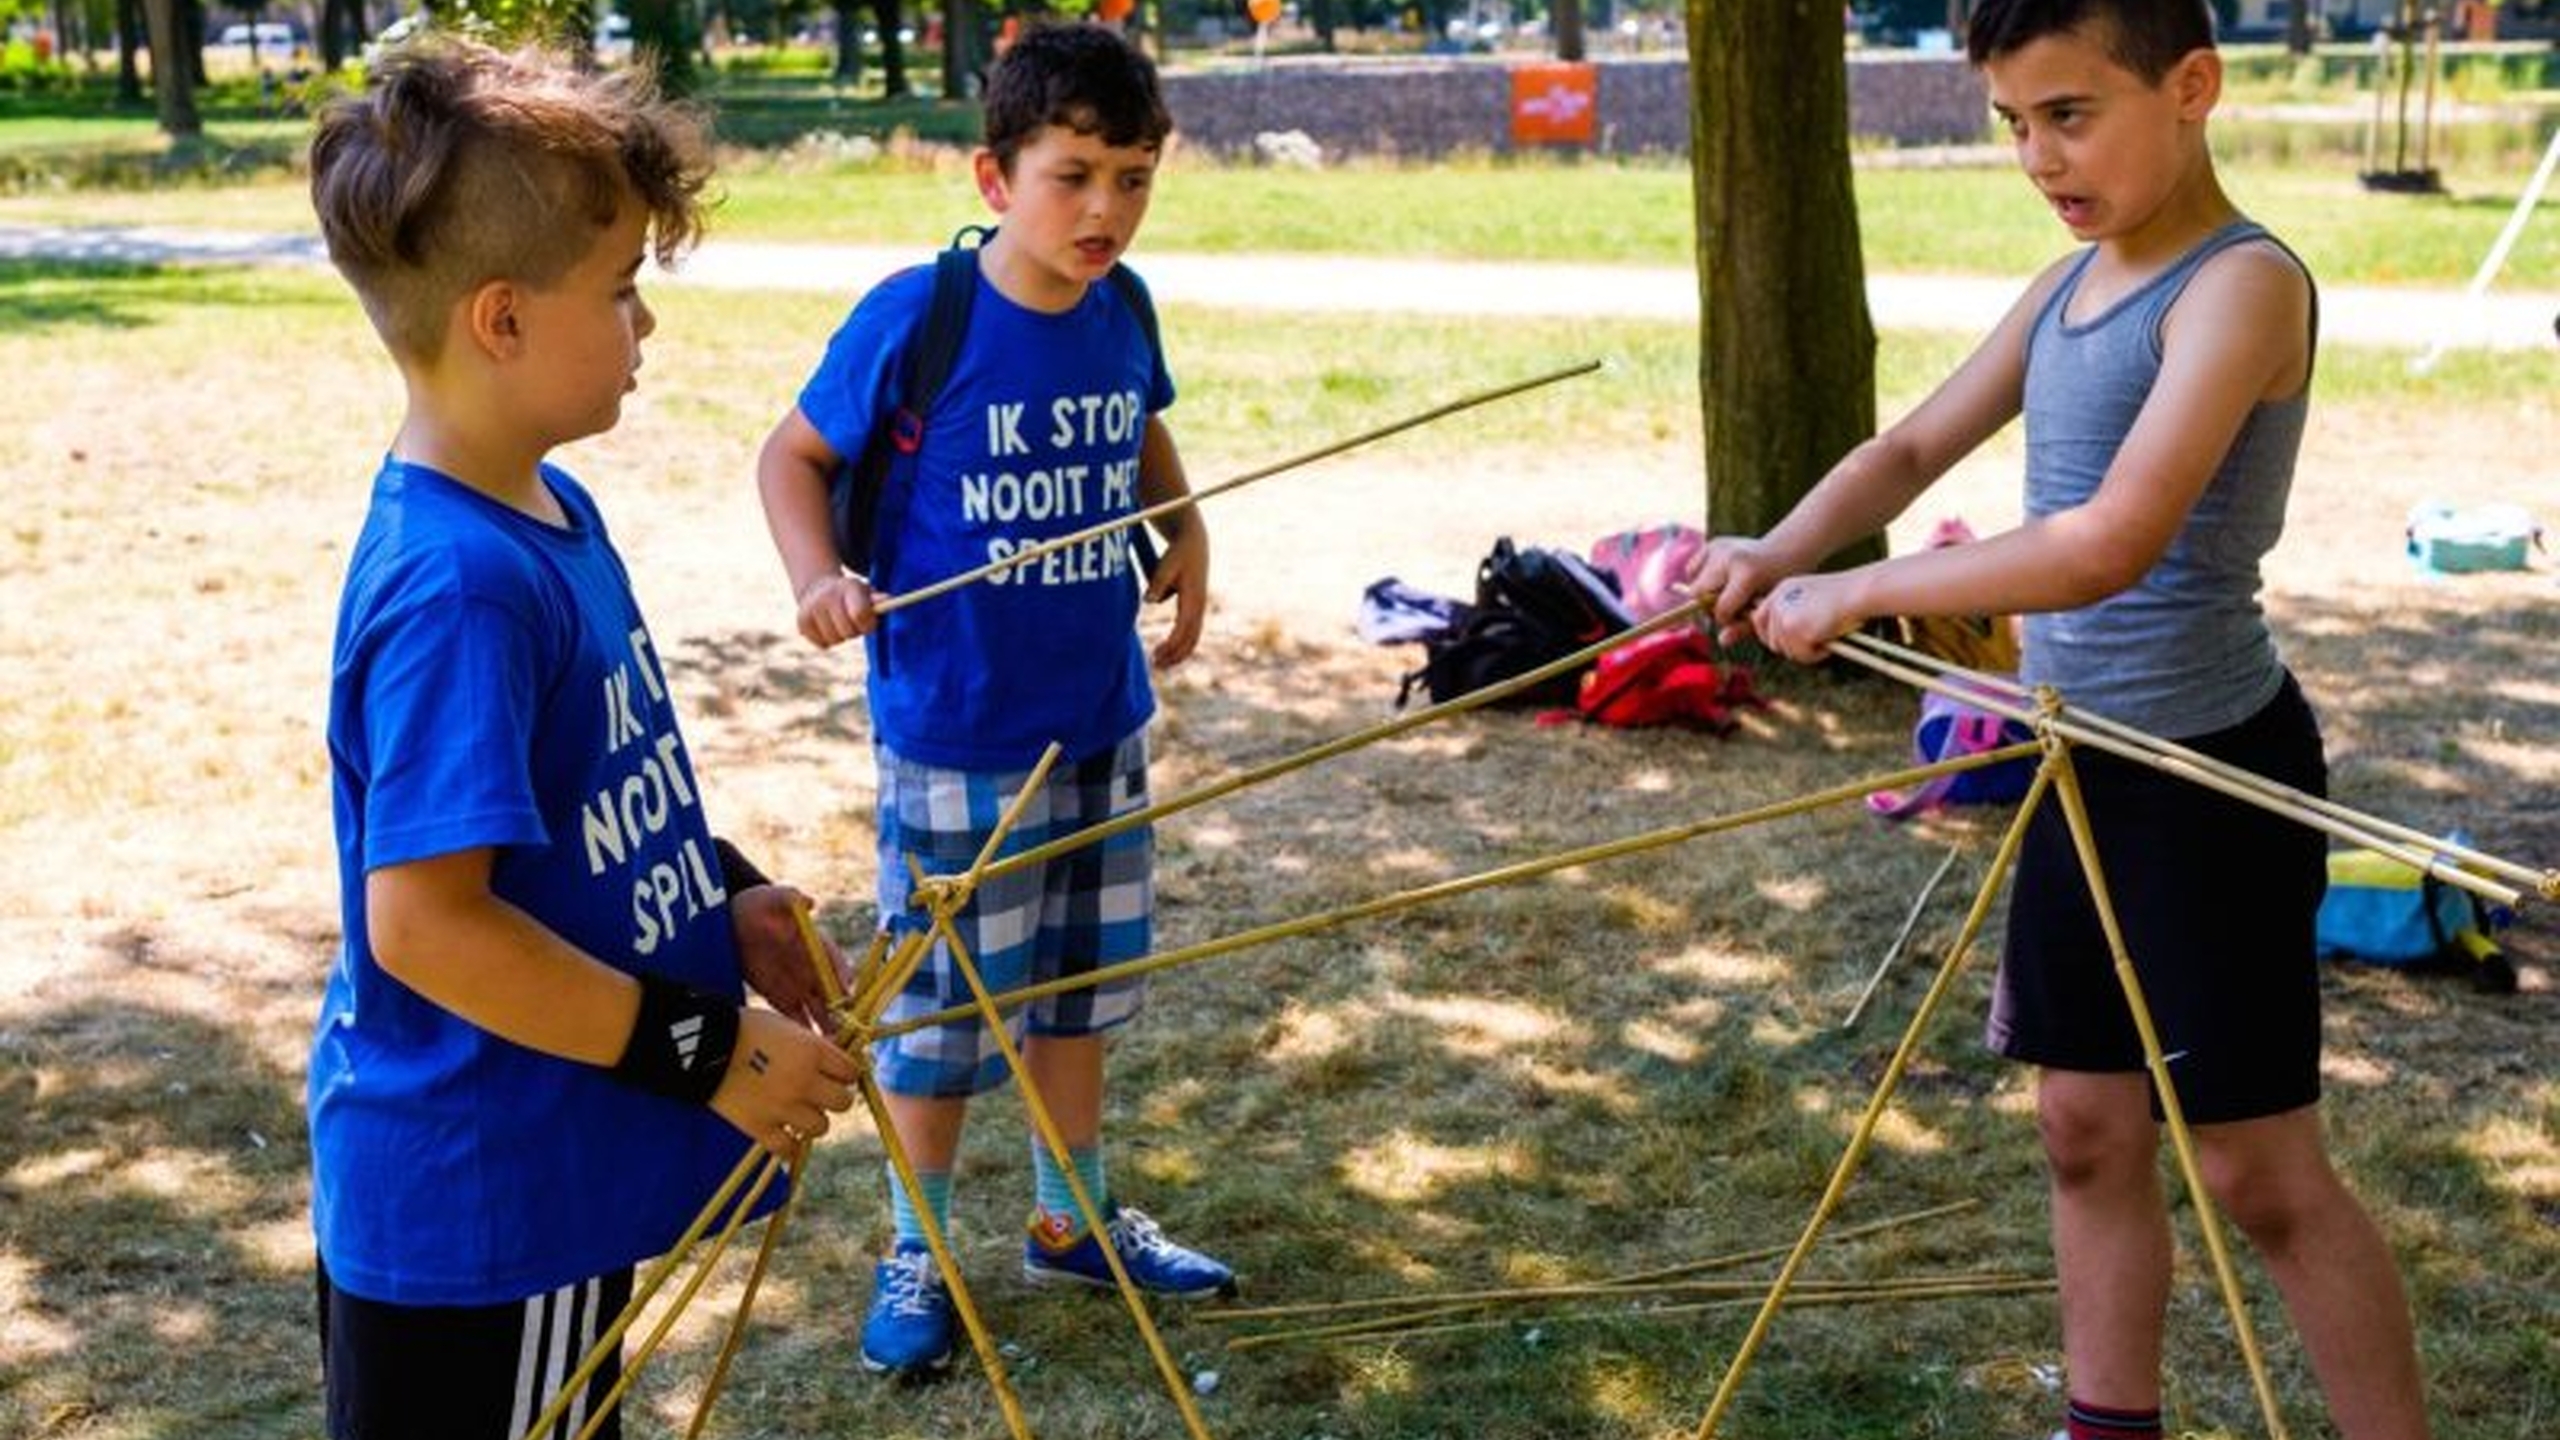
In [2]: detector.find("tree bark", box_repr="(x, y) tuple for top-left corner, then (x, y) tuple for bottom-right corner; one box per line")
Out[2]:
(1555, 0), (1584, 61)
(116, 0), (143, 104)
(139, 0), (201, 137)
(831, 0), (863, 83)
(871, 0), (908, 96)
(1685, 0), (1879, 563)
(941, 0), (980, 98)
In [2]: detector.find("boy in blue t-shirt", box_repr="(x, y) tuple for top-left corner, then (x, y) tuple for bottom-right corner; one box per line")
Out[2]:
(1695, 4), (2429, 1439)
(755, 22), (1230, 1380)
(307, 37), (859, 1438)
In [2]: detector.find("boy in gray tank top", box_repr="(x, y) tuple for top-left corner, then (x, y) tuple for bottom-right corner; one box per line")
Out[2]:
(1691, 4), (2430, 1438)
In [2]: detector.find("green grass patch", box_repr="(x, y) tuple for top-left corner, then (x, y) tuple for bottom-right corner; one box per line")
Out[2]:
(2, 256), (2553, 1440)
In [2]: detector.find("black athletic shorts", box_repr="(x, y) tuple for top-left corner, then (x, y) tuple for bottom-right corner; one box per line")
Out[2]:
(1986, 672), (2329, 1124)
(317, 1256), (633, 1440)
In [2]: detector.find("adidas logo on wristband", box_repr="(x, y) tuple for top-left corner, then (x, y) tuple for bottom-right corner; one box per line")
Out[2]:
(613, 975), (738, 1103)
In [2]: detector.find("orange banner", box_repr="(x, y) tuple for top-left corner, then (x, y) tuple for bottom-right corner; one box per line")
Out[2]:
(1510, 62), (1597, 146)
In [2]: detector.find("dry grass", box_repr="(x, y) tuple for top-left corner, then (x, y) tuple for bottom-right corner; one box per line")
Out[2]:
(1, 260), (2555, 1440)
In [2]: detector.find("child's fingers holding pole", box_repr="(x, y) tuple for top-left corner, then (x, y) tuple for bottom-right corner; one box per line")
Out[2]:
(711, 1008), (861, 1155)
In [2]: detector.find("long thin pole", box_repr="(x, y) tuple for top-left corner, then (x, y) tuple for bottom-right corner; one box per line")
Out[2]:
(880, 740), (2046, 1038)
(1691, 762), (2050, 1439)
(2047, 740), (2293, 1440)
(873, 360), (1601, 616)
(1831, 632), (2550, 905)
(982, 597), (1715, 886)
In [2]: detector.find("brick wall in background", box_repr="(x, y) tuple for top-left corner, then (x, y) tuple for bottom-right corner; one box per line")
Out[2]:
(1160, 53), (1990, 160)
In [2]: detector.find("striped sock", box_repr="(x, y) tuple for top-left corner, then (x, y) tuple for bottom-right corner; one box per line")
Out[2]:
(886, 1164), (953, 1247)
(2066, 1398), (2163, 1440)
(1033, 1143), (1108, 1226)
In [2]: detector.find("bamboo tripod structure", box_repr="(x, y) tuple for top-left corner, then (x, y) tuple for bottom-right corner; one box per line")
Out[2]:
(517, 616), (2553, 1440)
(503, 360), (2555, 1437)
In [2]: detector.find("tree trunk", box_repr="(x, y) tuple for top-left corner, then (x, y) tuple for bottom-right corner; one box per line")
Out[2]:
(1685, 0), (1878, 563)
(872, 0), (908, 95)
(1311, 0), (1336, 52)
(319, 0), (365, 69)
(116, 0), (142, 104)
(942, 0), (980, 98)
(1554, 0), (1584, 61)
(139, 0), (200, 137)
(831, 0), (862, 83)
(182, 0), (206, 88)
(2286, 0), (2313, 54)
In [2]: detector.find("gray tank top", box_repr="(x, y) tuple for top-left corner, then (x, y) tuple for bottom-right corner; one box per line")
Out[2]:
(2019, 220), (2314, 739)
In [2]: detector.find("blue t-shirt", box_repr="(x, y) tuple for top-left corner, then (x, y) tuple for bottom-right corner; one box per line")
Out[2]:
(796, 263), (1174, 769)
(310, 459), (763, 1307)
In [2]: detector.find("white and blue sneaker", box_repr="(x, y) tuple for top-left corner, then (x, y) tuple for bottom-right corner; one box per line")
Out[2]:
(1022, 1205), (1237, 1300)
(859, 1240), (956, 1379)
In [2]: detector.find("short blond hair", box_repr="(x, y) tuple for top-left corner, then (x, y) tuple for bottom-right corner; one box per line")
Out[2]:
(309, 34), (713, 359)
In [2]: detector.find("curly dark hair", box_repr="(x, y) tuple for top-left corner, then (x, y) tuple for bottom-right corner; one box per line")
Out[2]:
(981, 22), (1172, 173)
(308, 33), (714, 358)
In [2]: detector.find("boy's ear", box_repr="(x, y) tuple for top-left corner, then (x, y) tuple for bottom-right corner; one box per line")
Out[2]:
(462, 280), (526, 360)
(2168, 46), (2221, 120)
(972, 148), (1013, 214)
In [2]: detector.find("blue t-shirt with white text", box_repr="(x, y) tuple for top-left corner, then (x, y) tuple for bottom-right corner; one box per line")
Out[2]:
(310, 460), (763, 1306)
(796, 263), (1174, 769)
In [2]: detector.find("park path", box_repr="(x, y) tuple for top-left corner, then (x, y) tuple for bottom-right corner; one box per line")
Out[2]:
(3, 219), (2554, 351)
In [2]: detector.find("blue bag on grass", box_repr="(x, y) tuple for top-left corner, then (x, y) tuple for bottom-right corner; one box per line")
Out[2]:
(2316, 837), (2517, 994)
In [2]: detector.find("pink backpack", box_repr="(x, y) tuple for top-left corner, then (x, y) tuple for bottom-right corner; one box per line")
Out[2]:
(1588, 523), (1707, 623)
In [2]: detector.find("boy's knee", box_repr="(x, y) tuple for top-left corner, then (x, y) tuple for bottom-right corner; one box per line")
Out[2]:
(2037, 1075), (2154, 1185)
(2196, 1141), (2336, 1242)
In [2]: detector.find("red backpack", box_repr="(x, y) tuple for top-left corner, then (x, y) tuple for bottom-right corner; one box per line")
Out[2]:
(1562, 629), (1761, 731)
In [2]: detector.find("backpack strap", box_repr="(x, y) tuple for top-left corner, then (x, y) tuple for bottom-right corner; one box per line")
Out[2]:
(836, 224), (1165, 581)
(895, 223), (996, 448)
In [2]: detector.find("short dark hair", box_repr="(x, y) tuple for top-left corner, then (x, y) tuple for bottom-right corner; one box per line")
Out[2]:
(981, 22), (1172, 172)
(308, 33), (713, 359)
(1964, 0), (2215, 83)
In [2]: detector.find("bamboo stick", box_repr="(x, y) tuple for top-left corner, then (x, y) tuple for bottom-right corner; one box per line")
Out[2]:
(2047, 751), (2293, 1440)
(1692, 762), (2051, 1440)
(1834, 631), (2554, 904)
(927, 906), (1218, 1440)
(980, 597), (1719, 887)
(1256, 1276), (2059, 1350)
(1843, 843), (1962, 1030)
(1199, 1198), (1983, 1325)
(874, 361), (1602, 618)
(880, 740), (2046, 1037)
(1226, 1273), (2051, 1351)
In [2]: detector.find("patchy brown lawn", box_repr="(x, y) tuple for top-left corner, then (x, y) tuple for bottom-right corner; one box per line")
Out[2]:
(2, 270), (2554, 1439)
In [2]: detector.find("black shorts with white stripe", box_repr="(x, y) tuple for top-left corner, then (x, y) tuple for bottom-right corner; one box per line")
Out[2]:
(316, 1255), (634, 1440)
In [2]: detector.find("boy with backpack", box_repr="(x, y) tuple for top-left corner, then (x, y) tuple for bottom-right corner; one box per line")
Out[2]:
(306, 37), (859, 1437)
(753, 21), (1231, 1380)
(1694, 4), (2431, 1438)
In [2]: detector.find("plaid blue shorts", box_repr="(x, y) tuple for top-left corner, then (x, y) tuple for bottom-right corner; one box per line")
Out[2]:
(870, 733), (1153, 1098)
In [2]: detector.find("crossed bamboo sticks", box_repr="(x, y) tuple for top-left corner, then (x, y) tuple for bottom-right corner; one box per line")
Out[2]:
(508, 358), (2555, 1438)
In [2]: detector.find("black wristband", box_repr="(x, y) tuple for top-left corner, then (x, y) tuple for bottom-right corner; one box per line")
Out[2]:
(611, 974), (739, 1104)
(713, 837), (771, 895)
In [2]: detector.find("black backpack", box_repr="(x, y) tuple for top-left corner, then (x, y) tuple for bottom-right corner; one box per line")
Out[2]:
(829, 224), (1165, 581)
(1400, 538), (1629, 708)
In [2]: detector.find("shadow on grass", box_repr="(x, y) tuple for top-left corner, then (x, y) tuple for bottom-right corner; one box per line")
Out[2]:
(0, 989), (318, 1440)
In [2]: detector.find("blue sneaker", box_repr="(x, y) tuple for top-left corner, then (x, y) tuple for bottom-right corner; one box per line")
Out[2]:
(1022, 1205), (1237, 1300)
(859, 1240), (956, 1379)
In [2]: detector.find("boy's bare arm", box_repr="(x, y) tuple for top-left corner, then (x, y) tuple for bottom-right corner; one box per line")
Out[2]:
(1692, 257), (2069, 646)
(1753, 245), (2312, 662)
(757, 409), (874, 649)
(367, 849), (858, 1152)
(1136, 415), (1208, 667)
